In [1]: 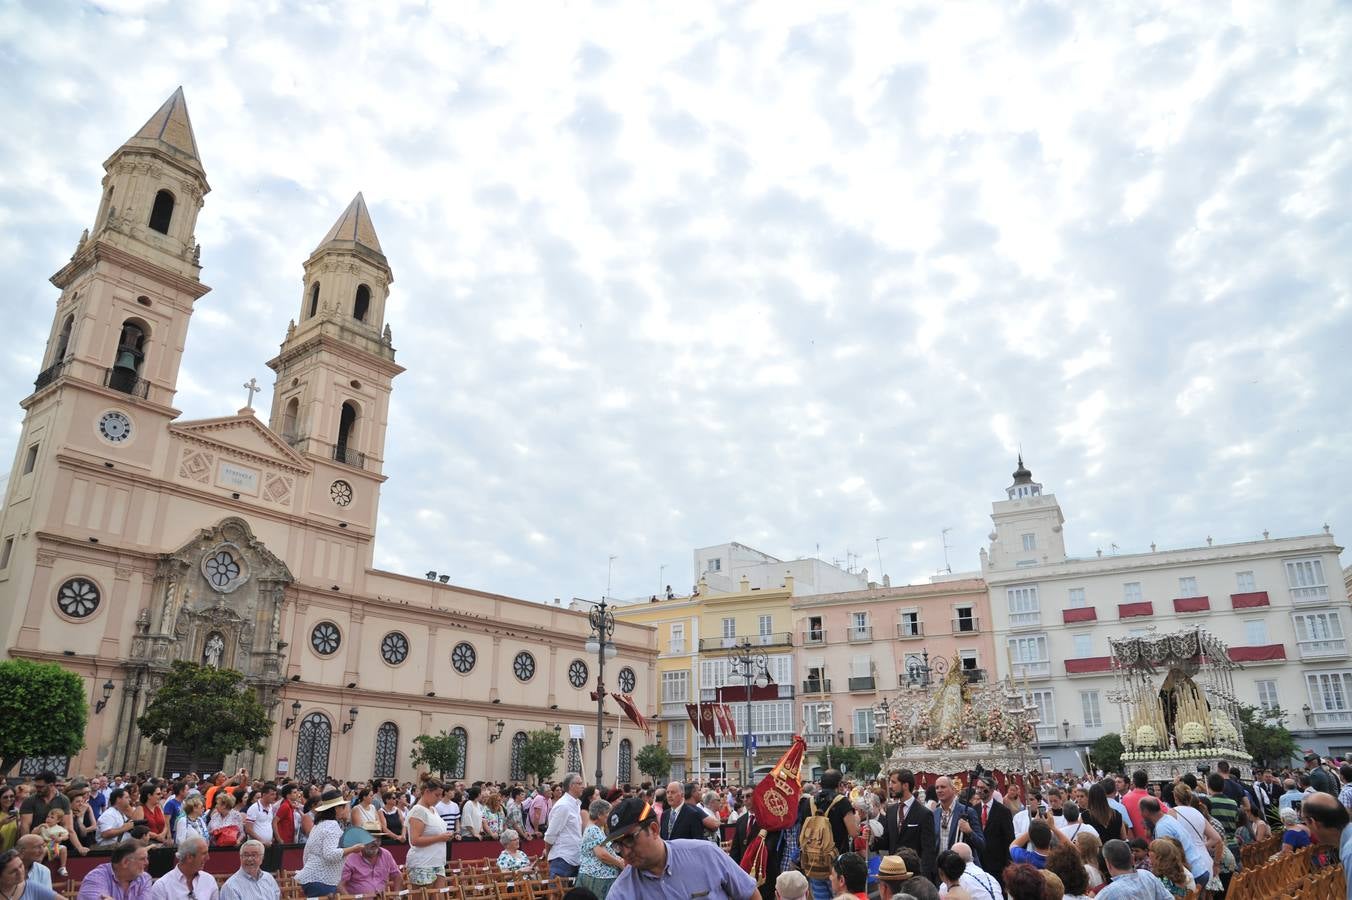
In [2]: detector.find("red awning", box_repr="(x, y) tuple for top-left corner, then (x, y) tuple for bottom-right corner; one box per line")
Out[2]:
(1065, 656), (1114, 674)
(1063, 607), (1098, 624)
(1228, 644), (1286, 662)
(1231, 591), (1270, 609)
(1118, 601), (1154, 618)
(1173, 596), (1211, 613)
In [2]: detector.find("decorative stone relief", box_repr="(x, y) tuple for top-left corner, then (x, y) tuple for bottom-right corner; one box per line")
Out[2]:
(263, 474), (293, 505)
(179, 449), (212, 483)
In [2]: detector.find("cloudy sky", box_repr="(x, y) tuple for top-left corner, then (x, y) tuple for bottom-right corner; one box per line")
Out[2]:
(1, 1), (1348, 604)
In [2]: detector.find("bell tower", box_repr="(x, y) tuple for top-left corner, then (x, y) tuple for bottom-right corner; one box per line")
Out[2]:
(266, 194), (403, 546)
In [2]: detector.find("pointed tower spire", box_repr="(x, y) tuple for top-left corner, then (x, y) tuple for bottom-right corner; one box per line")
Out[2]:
(315, 193), (384, 258)
(120, 87), (205, 177)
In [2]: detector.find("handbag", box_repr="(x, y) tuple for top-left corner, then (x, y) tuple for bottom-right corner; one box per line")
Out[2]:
(211, 825), (241, 847)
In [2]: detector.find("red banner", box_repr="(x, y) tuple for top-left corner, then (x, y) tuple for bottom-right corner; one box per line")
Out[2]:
(750, 735), (805, 829)
(610, 692), (650, 735)
(714, 684), (780, 702)
(723, 704), (738, 739)
(699, 703), (717, 739)
(686, 703), (700, 733)
(712, 704), (731, 737)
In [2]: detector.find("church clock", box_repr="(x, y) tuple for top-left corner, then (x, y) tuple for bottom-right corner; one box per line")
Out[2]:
(97, 410), (133, 443)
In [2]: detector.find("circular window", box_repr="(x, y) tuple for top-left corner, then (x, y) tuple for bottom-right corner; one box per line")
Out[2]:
(568, 659), (588, 689)
(381, 631), (409, 665)
(618, 666), (636, 693)
(513, 651), (536, 682)
(57, 578), (100, 619)
(310, 621), (341, 656)
(330, 480), (353, 507)
(203, 550), (240, 589)
(451, 642), (477, 674)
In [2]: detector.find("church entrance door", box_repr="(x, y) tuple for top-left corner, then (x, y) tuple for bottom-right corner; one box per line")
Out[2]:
(163, 744), (224, 778)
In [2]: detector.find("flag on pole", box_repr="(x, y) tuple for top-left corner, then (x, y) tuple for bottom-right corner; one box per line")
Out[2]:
(722, 704), (738, 740)
(610, 692), (650, 735)
(712, 704), (730, 738)
(685, 703), (700, 733)
(739, 735), (807, 885)
(699, 704), (717, 739)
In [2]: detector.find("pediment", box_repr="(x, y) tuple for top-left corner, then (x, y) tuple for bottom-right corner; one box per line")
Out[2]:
(170, 412), (309, 473)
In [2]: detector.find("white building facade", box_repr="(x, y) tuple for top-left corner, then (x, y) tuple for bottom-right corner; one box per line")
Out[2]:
(984, 458), (1350, 769)
(694, 541), (869, 596)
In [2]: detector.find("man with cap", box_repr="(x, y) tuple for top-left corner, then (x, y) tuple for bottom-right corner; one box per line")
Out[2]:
(604, 796), (757, 900)
(1306, 752), (1340, 796)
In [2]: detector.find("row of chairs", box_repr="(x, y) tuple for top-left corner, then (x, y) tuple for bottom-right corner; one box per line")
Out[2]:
(1239, 835), (1284, 869)
(1288, 864), (1348, 900)
(1227, 844), (1319, 900)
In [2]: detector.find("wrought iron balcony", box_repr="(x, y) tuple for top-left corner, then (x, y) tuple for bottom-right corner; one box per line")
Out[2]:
(333, 445), (367, 469)
(847, 626), (873, 642)
(33, 358), (69, 392)
(952, 616), (980, 634)
(802, 678), (832, 694)
(104, 366), (150, 398)
(801, 630), (827, 646)
(847, 676), (876, 692)
(896, 622), (924, 639)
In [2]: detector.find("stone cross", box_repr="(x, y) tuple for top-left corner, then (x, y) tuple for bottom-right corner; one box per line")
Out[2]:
(243, 377), (260, 409)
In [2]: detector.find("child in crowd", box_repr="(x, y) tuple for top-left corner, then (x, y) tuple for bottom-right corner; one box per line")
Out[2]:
(35, 807), (70, 877)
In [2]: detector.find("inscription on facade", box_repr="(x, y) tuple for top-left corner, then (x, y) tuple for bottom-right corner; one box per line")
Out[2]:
(216, 461), (260, 495)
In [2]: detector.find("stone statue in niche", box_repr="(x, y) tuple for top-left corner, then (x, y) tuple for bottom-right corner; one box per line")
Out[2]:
(203, 632), (225, 668)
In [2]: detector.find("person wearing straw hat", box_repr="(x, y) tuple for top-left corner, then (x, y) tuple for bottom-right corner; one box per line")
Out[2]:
(293, 791), (363, 896)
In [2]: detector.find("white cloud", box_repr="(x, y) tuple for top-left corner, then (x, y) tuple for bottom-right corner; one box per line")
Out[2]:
(0, 0), (1347, 602)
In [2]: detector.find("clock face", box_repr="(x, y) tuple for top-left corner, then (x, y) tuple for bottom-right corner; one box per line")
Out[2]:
(98, 411), (133, 443)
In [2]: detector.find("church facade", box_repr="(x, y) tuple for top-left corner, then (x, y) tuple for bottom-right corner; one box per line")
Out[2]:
(0, 90), (657, 783)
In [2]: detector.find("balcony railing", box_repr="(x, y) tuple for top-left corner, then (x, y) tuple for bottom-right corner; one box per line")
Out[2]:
(896, 622), (924, 639)
(848, 626), (873, 642)
(802, 679), (832, 694)
(1012, 661), (1051, 679)
(700, 732), (794, 748)
(33, 358), (70, 392)
(104, 366), (150, 399)
(1009, 611), (1041, 628)
(849, 732), (877, 746)
(1313, 709), (1352, 729)
(667, 641), (686, 654)
(698, 632), (792, 652)
(1298, 638), (1348, 659)
(952, 617), (980, 634)
(333, 445), (367, 469)
(660, 701), (688, 718)
(1291, 585), (1331, 606)
(847, 676), (876, 692)
(667, 740), (687, 754)
(801, 630), (826, 646)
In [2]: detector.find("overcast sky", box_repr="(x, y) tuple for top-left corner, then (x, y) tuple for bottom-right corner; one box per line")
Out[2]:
(1, 1), (1348, 604)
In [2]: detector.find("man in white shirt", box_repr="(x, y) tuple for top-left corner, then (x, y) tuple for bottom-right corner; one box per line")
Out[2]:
(938, 843), (1001, 900)
(97, 789), (136, 846)
(221, 841), (281, 900)
(149, 835), (218, 900)
(1058, 802), (1091, 844)
(244, 783), (278, 872)
(544, 772), (584, 879)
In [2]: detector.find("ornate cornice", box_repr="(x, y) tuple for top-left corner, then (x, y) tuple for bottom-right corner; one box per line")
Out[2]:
(50, 239), (211, 299)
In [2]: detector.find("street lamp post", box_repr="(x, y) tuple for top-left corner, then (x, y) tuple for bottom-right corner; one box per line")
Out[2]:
(728, 638), (769, 786)
(585, 598), (618, 787)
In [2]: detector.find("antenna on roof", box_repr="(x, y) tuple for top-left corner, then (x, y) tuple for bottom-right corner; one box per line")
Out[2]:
(874, 537), (887, 583)
(941, 528), (953, 575)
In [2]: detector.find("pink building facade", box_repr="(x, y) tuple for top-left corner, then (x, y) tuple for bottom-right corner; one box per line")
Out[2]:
(792, 578), (994, 763)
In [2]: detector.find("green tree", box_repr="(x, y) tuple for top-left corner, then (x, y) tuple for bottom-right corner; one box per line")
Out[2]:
(1090, 733), (1124, 775)
(519, 729), (565, 785)
(635, 743), (672, 781)
(0, 659), (87, 775)
(1239, 705), (1298, 769)
(136, 661), (270, 773)
(410, 730), (465, 779)
(832, 745), (866, 775)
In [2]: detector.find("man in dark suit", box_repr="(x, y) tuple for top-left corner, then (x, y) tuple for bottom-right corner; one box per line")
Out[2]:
(974, 776), (1013, 885)
(730, 794), (786, 900)
(663, 781), (712, 840)
(933, 776), (985, 862)
(880, 769), (938, 880)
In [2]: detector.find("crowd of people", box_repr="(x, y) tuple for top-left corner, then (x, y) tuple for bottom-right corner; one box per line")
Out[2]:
(1, 751), (1351, 900)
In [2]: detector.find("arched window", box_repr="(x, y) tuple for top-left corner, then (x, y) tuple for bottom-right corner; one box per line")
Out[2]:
(618, 738), (632, 785)
(567, 738), (582, 775)
(148, 190), (175, 234)
(450, 726), (468, 780)
(374, 722), (398, 778)
(510, 732), (527, 782)
(281, 397), (299, 442)
(295, 713), (332, 783)
(353, 285), (371, 323)
(308, 283), (320, 319)
(53, 314), (74, 363)
(109, 319), (148, 394)
(336, 401), (358, 463)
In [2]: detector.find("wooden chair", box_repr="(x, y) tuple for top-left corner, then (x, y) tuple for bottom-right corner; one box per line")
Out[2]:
(495, 880), (533, 900)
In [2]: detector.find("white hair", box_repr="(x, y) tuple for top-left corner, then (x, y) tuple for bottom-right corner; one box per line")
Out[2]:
(500, 829), (519, 846)
(177, 835), (208, 859)
(239, 840), (265, 855)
